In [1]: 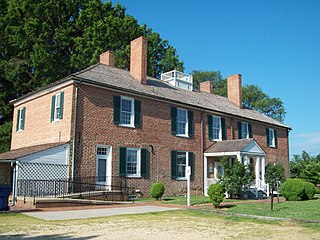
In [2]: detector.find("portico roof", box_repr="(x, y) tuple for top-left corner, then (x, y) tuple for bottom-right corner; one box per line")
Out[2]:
(204, 139), (265, 156)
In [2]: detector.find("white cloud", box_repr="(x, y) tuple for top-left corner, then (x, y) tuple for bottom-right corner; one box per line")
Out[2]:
(290, 131), (320, 156)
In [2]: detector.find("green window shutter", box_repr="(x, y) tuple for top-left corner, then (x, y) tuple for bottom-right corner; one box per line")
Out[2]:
(188, 152), (195, 181)
(237, 121), (242, 139)
(171, 107), (177, 135)
(266, 128), (270, 146)
(59, 92), (64, 119)
(16, 109), (21, 131)
(21, 107), (26, 130)
(141, 148), (149, 178)
(188, 110), (194, 138)
(51, 95), (55, 122)
(274, 130), (278, 148)
(119, 147), (127, 176)
(248, 124), (253, 138)
(208, 115), (213, 140)
(221, 118), (226, 140)
(134, 100), (141, 128)
(171, 150), (177, 179)
(113, 96), (121, 125)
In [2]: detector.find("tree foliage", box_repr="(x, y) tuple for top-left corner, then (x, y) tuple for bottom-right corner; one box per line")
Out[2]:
(290, 151), (320, 185)
(192, 71), (286, 122)
(265, 163), (286, 187)
(218, 157), (255, 199)
(0, 0), (184, 152)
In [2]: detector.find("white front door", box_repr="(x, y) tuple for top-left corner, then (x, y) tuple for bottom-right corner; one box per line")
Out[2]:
(96, 145), (112, 189)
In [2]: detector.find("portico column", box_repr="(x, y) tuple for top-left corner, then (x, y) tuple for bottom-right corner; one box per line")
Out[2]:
(261, 156), (266, 182)
(204, 155), (208, 196)
(255, 156), (260, 187)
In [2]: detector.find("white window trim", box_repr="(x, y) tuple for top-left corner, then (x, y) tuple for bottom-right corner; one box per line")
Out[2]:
(176, 151), (189, 181)
(176, 108), (189, 137)
(126, 148), (141, 178)
(212, 115), (222, 141)
(17, 108), (24, 132)
(53, 92), (61, 122)
(269, 128), (276, 148)
(241, 122), (249, 139)
(95, 145), (112, 189)
(119, 96), (135, 128)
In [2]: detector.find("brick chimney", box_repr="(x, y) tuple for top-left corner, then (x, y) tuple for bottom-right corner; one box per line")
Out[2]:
(227, 74), (242, 108)
(130, 36), (148, 84)
(99, 51), (115, 67)
(200, 80), (213, 93)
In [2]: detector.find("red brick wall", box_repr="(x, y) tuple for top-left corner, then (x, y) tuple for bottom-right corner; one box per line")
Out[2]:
(74, 84), (203, 196)
(73, 84), (290, 196)
(11, 84), (74, 149)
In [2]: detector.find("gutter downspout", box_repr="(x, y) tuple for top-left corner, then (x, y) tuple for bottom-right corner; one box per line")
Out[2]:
(200, 111), (205, 194)
(71, 86), (79, 191)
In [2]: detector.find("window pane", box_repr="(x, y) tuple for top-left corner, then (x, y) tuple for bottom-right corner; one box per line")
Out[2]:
(177, 109), (187, 135)
(176, 152), (186, 178)
(212, 117), (221, 140)
(97, 159), (106, 182)
(269, 129), (275, 146)
(97, 147), (108, 155)
(127, 149), (138, 175)
(120, 98), (132, 125)
(241, 122), (248, 139)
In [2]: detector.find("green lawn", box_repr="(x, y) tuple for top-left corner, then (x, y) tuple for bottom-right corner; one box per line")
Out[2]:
(219, 194), (320, 221)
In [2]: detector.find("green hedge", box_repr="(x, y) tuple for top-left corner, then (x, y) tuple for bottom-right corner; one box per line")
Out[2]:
(280, 178), (316, 201)
(150, 182), (165, 200)
(207, 183), (225, 209)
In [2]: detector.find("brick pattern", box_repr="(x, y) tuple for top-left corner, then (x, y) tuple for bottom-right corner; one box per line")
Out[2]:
(200, 81), (213, 93)
(227, 74), (242, 108)
(11, 84), (74, 149)
(130, 36), (147, 84)
(100, 51), (115, 67)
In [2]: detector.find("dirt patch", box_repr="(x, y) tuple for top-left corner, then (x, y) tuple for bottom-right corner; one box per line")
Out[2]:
(1, 210), (319, 240)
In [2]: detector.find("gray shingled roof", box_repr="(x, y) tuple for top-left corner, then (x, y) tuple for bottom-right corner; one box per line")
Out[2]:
(72, 64), (289, 128)
(205, 139), (254, 153)
(0, 142), (68, 160)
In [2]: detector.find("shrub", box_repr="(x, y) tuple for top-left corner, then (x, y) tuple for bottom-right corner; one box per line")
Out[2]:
(207, 183), (225, 209)
(316, 188), (320, 194)
(303, 182), (316, 200)
(280, 178), (316, 201)
(150, 182), (165, 200)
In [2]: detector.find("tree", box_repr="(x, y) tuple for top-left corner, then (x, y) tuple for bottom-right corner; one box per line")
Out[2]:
(0, 0), (184, 153)
(192, 71), (286, 122)
(219, 157), (255, 198)
(265, 163), (286, 187)
(290, 151), (320, 185)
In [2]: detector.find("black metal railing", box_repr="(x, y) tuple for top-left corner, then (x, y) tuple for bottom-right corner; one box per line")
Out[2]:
(17, 176), (131, 201)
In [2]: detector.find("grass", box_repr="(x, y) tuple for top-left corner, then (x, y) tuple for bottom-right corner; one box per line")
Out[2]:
(218, 194), (320, 221)
(136, 195), (249, 205)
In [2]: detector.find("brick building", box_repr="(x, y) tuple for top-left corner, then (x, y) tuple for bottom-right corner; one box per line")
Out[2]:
(0, 36), (291, 199)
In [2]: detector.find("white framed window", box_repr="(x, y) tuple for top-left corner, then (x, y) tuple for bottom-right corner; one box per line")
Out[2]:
(16, 107), (25, 132)
(176, 151), (188, 180)
(177, 108), (188, 136)
(126, 148), (141, 177)
(54, 93), (61, 121)
(241, 122), (249, 139)
(268, 128), (276, 147)
(120, 96), (134, 127)
(212, 116), (222, 141)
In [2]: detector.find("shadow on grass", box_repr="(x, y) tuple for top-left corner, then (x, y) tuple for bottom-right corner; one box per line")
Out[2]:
(219, 204), (236, 209)
(1, 234), (98, 239)
(163, 198), (175, 201)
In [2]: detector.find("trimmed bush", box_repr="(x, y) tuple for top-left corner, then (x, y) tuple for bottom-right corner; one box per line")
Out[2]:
(303, 181), (316, 200)
(207, 183), (225, 209)
(150, 182), (165, 200)
(316, 188), (320, 194)
(281, 178), (316, 201)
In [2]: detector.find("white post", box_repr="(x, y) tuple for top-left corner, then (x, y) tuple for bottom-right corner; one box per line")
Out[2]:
(204, 156), (208, 196)
(255, 156), (260, 188)
(186, 166), (191, 207)
(11, 161), (16, 206)
(261, 157), (266, 183)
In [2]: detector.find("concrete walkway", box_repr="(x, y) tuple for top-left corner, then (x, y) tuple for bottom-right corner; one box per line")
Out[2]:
(24, 205), (180, 220)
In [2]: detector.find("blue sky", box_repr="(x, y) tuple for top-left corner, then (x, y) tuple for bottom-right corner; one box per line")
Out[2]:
(115, 0), (320, 157)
